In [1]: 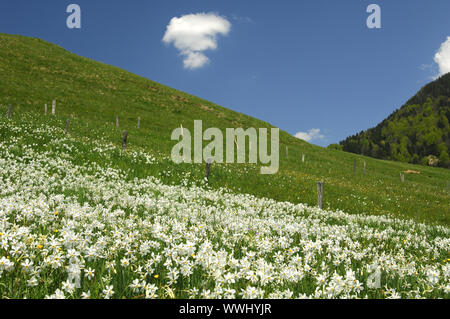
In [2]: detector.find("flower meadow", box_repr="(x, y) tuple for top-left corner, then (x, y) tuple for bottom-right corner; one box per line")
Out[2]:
(0, 115), (449, 299)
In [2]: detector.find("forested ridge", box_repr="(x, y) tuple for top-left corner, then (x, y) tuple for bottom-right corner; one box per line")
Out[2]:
(340, 73), (450, 168)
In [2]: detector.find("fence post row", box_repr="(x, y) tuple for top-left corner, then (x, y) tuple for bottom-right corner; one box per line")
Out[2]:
(65, 119), (70, 134)
(7, 104), (12, 119)
(122, 131), (128, 150)
(205, 158), (212, 183)
(10, 100), (450, 194)
(317, 181), (324, 209)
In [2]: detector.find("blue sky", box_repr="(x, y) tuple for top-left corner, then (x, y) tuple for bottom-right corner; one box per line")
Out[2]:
(1, 0), (449, 146)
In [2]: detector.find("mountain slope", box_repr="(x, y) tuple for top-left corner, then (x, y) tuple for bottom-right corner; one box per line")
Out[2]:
(1, 33), (449, 225)
(340, 74), (450, 168)
(0, 33), (291, 151)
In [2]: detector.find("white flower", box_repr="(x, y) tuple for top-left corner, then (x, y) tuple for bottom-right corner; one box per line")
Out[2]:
(81, 291), (91, 299)
(224, 273), (235, 284)
(316, 273), (327, 286)
(241, 286), (264, 299)
(201, 289), (212, 299)
(62, 279), (75, 294)
(45, 289), (65, 299)
(21, 259), (33, 273)
(27, 277), (39, 287)
(0, 257), (14, 272)
(84, 267), (95, 280)
(167, 268), (179, 284)
(102, 285), (114, 299)
(120, 257), (130, 267)
(223, 288), (236, 298)
(129, 279), (141, 293)
(245, 270), (258, 283)
(427, 269), (440, 286)
(145, 284), (158, 299)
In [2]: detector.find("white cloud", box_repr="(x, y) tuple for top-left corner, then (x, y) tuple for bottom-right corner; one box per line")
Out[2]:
(162, 13), (231, 70)
(294, 128), (325, 142)
(434, 36), (450, 77)
(183, 52), (210, 69)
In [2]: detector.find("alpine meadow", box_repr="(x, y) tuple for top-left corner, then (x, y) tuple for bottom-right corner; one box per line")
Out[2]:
(0, 31), (449, 300)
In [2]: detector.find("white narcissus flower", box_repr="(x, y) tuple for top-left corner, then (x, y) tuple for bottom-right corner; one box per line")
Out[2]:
(129, 279), (141, 293)
(102, 285), (114, 299)
(120, 257), (130, 267)
(21, 259), (33, 273)
(81, 291), (91, 299)
(27, 277), (39, 287)
(84, 267), (95, 280)
(0, 257), (14, 272)
(427, 269), (440, 286)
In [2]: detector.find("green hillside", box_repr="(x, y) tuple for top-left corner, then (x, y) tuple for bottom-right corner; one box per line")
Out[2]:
(340, 74), (450, 168)
(1, 33), (449, 225)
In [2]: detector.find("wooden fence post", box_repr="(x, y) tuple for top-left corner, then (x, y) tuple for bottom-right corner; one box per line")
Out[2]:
(137, 117), (141, 129)
(7, 104), (12, 119)
(45, 104), (47, 115)
(286, 146), (288, 158)
(363, 161), (366, 175)
(52, 100), (56, 115)
(122, 131), (128, 150)
(116, 116), (119, 128)
(317, 181), (324, 209)
(302, 153), (305, 163)
(400, 173), (404, 183)
(205, 158), (212, 183)
(65, 119), (70, 134)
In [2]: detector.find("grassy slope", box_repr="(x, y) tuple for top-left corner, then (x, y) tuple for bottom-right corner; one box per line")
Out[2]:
(0, 33), (449, 225)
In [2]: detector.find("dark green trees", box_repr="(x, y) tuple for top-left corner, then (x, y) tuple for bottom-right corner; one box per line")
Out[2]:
(340, 73), (450, 168)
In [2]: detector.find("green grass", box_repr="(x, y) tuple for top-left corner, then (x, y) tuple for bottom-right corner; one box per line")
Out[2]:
(0, 89), (449, 300)
(0, 32), (449, 226)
